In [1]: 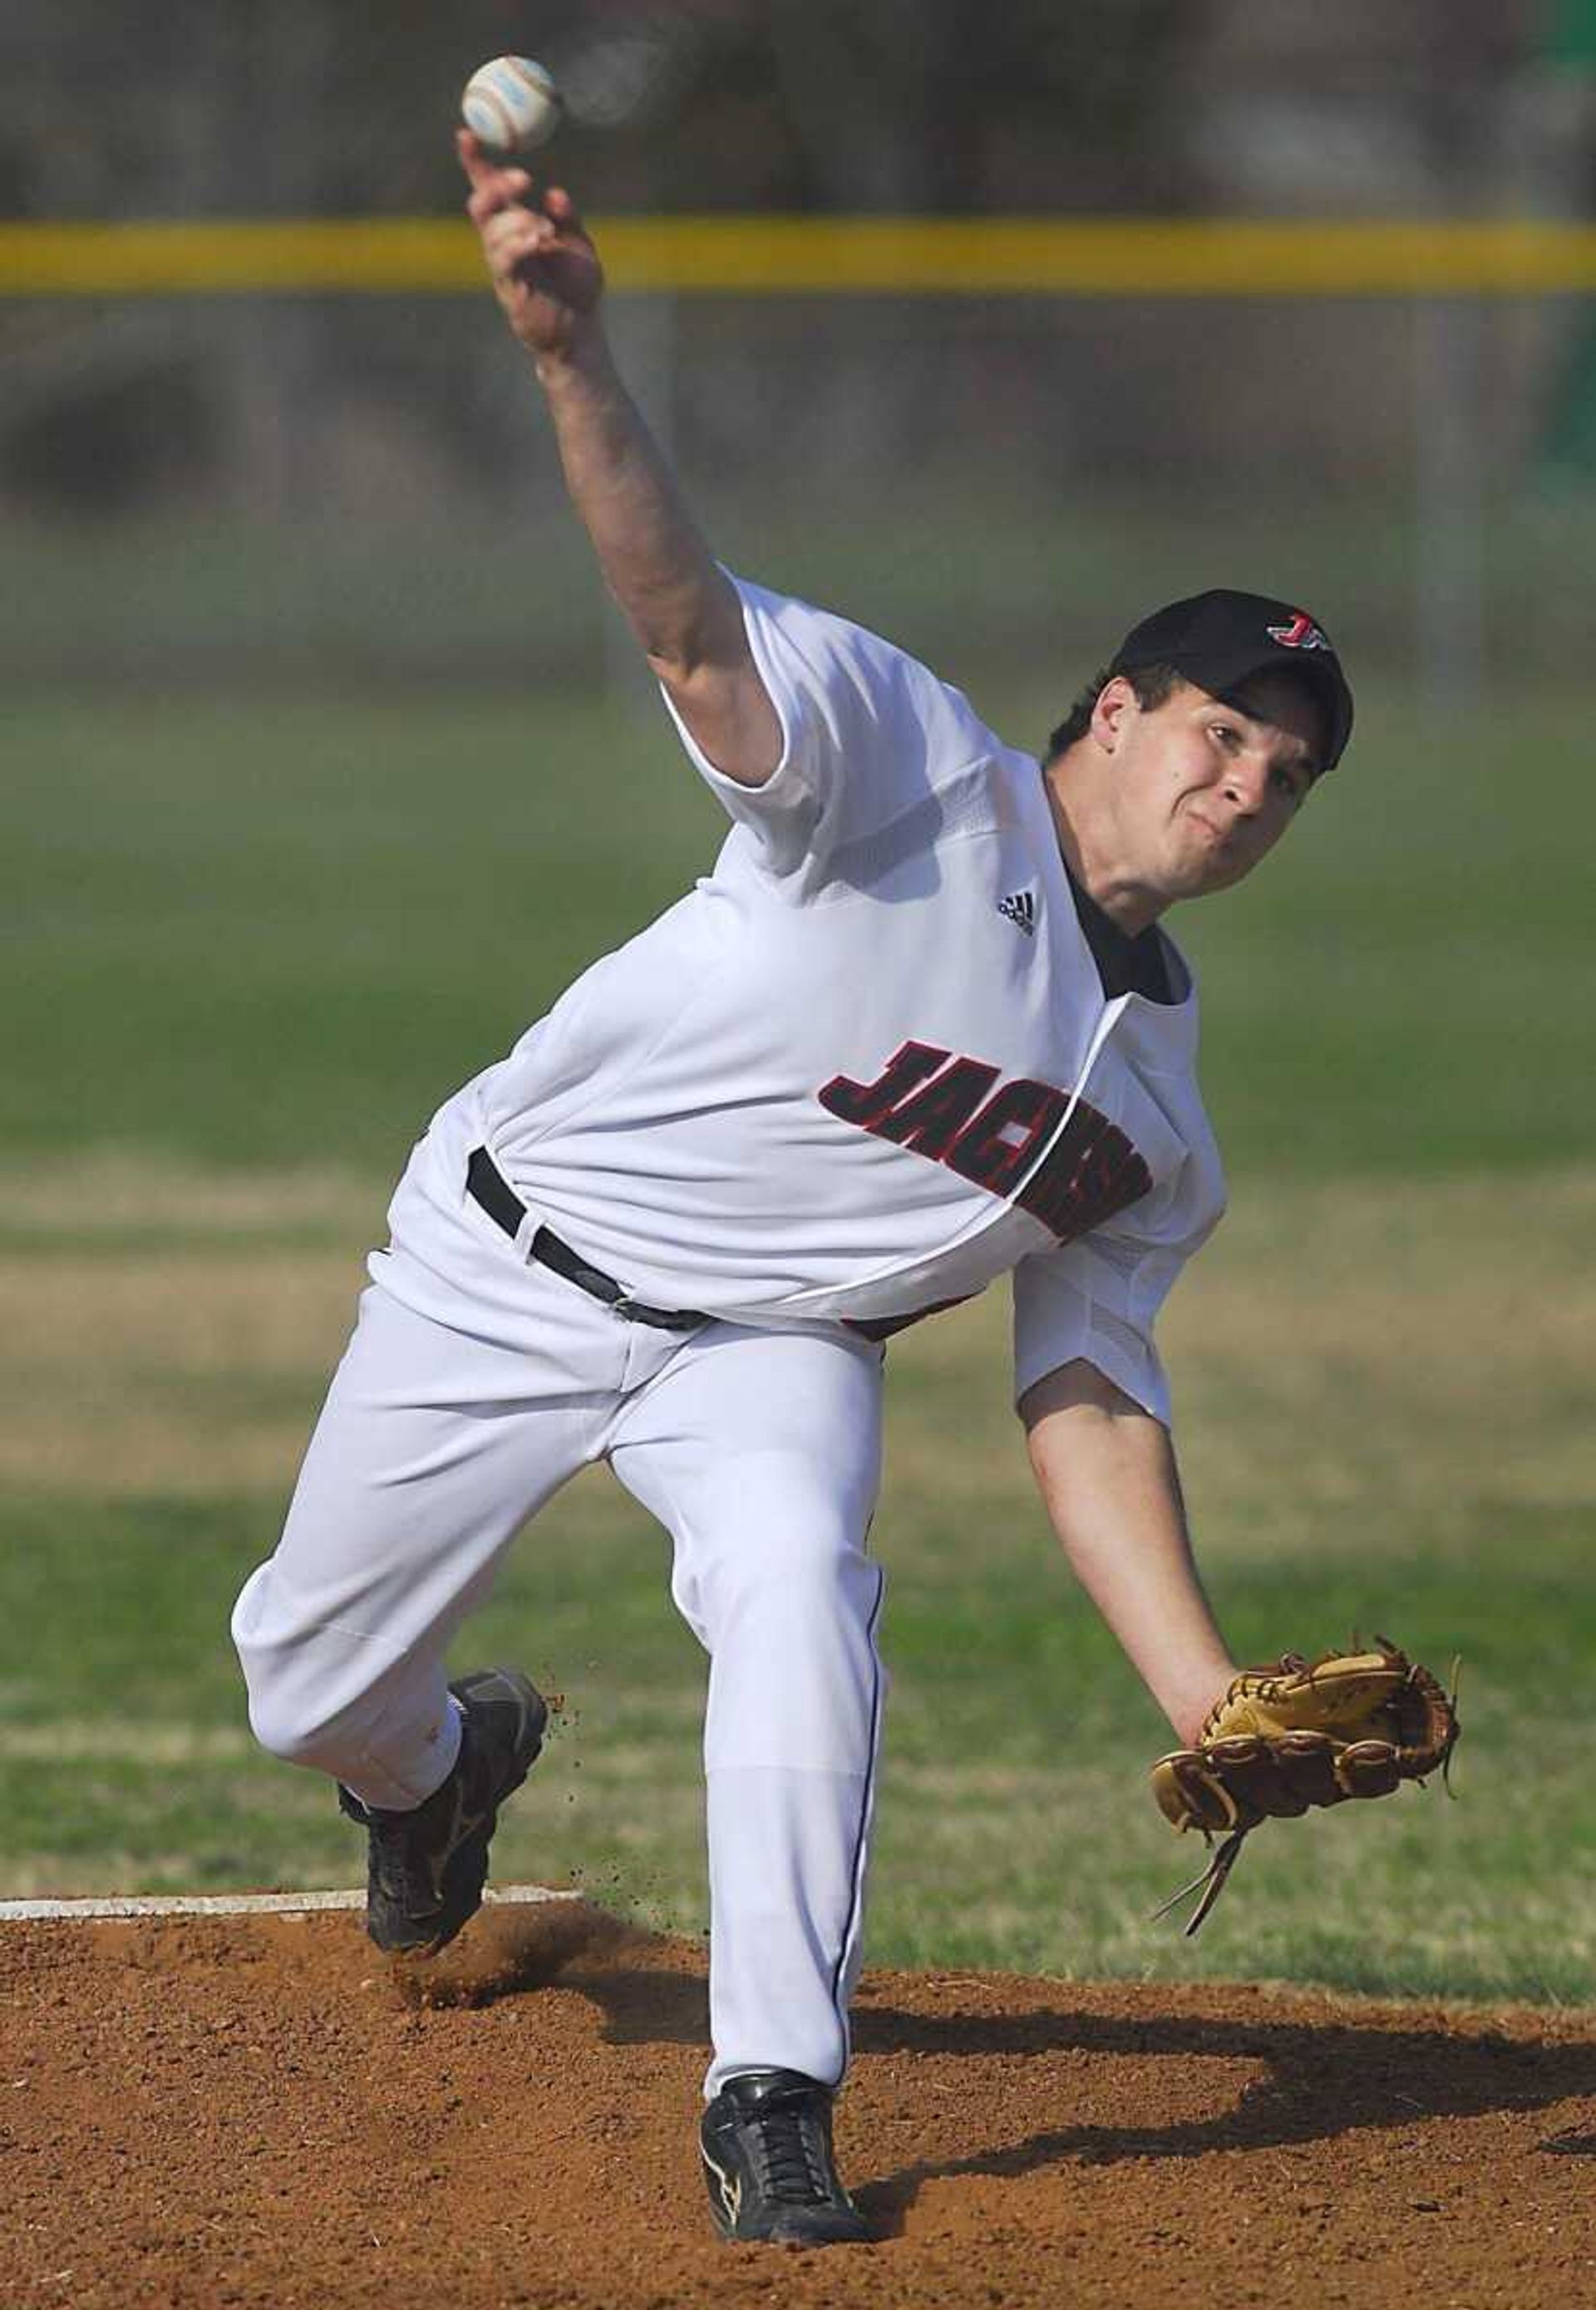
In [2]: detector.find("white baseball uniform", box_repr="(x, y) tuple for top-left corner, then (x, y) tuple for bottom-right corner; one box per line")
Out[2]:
(233, 576), (1226, 2092)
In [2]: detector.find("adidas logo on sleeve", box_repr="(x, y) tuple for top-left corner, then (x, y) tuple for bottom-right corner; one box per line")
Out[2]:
(997, 890), (1036, 935)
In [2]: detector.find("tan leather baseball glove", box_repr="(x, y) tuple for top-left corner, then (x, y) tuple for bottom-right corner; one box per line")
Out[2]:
(1150, 1639), (1460, 1933)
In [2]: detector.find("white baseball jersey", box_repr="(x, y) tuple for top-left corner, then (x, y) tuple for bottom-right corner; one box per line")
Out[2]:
(382, 578), (1227, 1423)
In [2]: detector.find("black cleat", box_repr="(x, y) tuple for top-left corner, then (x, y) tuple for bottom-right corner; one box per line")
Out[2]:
(700, 2068), (872, 2246)
(337, 1667), (546, 1956)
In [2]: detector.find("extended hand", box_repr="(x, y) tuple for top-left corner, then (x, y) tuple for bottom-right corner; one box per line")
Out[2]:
(458, 129), (605, 360)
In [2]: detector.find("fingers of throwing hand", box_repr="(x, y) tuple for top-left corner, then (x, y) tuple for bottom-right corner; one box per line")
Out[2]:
(542, 184), (584, 233)
(468, 175), (535, 231)
(458, 131), (534, 224)
(481, 207), (554, 283)
(456, 128), (525, 195)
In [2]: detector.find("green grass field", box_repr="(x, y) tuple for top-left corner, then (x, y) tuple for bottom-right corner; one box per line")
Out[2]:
(3, 674), (1592, 2006)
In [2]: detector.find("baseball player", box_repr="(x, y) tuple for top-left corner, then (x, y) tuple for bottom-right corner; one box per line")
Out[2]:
(231, 135), (1355, 2247)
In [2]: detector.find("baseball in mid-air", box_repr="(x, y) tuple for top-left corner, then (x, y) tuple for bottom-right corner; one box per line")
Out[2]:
(461, 57), (564, 157)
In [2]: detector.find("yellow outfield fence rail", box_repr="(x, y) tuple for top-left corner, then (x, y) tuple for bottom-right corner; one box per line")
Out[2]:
(5, 216), (1596, 297)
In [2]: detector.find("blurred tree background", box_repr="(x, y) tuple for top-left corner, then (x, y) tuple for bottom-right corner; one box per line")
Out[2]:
(0, 1), (1558, 220)
(0, 0), (1589, 690)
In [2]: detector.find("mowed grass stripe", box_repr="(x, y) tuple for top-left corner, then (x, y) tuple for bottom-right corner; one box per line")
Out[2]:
(2, 1163), (1589, 1548)
(7, 682), (1594, 1177)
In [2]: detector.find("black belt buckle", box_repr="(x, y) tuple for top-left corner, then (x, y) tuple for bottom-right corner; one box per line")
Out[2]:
(613, 1293), (697, 1332)
(555, 1246), (623, 1306)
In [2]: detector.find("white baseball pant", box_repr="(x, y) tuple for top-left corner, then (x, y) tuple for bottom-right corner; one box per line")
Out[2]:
(231, 1262), (888, 2095)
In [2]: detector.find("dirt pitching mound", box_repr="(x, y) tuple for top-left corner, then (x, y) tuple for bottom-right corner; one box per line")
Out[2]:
(3, 1902), (1593, 2309)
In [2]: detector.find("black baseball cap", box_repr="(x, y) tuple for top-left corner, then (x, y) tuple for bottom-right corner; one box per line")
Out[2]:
(1109, 589), (1354, 772)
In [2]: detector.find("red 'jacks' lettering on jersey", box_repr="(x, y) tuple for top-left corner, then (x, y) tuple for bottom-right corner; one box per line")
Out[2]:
(815, 1039), (948, 1129)
(818, 1042), (1153, 1247)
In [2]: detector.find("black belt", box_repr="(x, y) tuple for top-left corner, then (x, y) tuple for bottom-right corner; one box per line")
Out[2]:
(466, 1147), (707, 1332)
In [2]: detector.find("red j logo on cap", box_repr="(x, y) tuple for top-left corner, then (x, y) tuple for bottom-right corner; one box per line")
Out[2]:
(1267, 613), (1329, 651)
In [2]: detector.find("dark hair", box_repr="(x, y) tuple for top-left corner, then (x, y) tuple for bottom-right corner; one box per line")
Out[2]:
(1045, 662), (1183, 764)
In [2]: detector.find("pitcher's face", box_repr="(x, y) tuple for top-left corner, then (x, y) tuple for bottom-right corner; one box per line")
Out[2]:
(1095, 670), (1324, 903)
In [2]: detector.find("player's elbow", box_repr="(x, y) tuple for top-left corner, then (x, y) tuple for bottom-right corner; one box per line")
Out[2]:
(658, 658), (784, 790)
(637, 565), (746, 686)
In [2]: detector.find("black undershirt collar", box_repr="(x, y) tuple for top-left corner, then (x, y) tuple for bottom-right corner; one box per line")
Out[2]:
(1064, 865), (1180, 1006)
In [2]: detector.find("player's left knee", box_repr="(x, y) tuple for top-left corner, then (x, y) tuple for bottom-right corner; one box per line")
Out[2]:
(239, 1674), (351, 1774)
(231, 1569), (401, 1777)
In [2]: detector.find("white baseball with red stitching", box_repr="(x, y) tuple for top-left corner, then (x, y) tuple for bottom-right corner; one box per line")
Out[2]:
(461, 57), (564, 155)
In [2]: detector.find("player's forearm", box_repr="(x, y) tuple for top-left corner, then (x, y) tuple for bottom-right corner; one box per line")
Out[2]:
(1022, 1362), (1234, 1746)
(534, 328), (740, 679)
(461, 137), (778, 780)
(533, 328), (781, 781)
